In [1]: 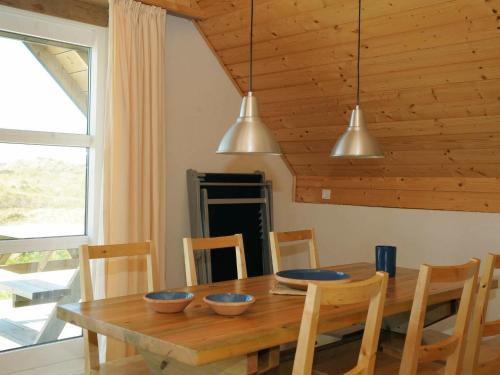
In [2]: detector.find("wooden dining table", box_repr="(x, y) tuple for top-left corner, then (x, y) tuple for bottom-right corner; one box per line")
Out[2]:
(57, 262), (466, 374)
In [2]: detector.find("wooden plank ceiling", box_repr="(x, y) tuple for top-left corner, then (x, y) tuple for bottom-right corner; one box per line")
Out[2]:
(195, 0), (500, 212)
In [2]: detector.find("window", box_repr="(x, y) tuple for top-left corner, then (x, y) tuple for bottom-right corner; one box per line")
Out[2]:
(0, 7), (106, 357)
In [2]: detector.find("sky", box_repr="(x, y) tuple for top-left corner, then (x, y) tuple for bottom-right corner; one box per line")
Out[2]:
(0, 36), (88, 164)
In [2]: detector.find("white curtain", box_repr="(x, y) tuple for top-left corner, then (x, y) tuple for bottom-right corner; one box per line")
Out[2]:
(102, 0), (167, 360)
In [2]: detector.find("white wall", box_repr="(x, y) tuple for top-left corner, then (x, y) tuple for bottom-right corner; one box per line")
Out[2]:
(165, 16), (295, 288)
(165, 16), (499, 318)
(286, 204), (500, 319)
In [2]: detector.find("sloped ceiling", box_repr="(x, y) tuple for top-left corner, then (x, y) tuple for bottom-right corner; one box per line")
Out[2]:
(195, 0), (500, 212)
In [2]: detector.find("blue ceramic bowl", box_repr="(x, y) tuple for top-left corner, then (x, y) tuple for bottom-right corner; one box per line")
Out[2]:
(275, 269), (350, 290)
(144, 291), (194, 313)
(203, 293), (255, 316)
(276, 269), (350, 281)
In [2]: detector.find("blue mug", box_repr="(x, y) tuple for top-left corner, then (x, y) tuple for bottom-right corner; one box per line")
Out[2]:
(375, 245), (397, 278)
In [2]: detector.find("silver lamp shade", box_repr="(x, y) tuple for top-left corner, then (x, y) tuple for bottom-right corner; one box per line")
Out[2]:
(330, 105), (384, 158)
(217, 92), (281, 155)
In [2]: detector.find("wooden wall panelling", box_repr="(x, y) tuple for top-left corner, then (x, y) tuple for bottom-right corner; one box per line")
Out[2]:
(219, 10), (498, 65)
(296, 176), (500, 193)
(252, 81), (500, 111)
(279, 134), (500, 155)
(295, 176), (500, 213)
(292, 165), (500, 179)
(199, 0), (500, 212)
(228, 38), (500, 83)
(260, 100), (500, 126)
(238, 56), (500, 94)
(286, 149), (500, 166)
(270, 115), (500, 136)
(202, 0), (483, 50)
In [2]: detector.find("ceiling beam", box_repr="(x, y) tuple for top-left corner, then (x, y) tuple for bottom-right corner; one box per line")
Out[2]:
(0, 0), (108, 27)
(138, 0), (205, 20)
(0, 0), (205, 27)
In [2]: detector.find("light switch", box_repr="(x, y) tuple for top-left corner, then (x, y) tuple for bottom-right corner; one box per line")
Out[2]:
(321, 189), (331, 200)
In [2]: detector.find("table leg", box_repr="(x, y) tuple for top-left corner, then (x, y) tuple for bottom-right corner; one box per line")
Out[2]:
(138, 349), (258, 375)
(257, 346), (280, 374)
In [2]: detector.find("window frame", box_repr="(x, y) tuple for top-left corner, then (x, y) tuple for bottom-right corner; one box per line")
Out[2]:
(0, 3), (107, 367)
(0, 4), (107, 254)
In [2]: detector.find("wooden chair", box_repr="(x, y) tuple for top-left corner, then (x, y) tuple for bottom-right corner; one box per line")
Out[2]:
(391, 259), (480, 375)
(183, 234), (247, 286)
(464, 253), (500, 374)
(79, 241), (159, 375)
(292, 272), (389, 375)
(270, 229), (319, 273)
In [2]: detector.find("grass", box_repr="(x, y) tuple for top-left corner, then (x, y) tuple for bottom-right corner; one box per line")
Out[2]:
(0, 291), (11, 300)
(0, 157), (85, 227)
(5, 249), (72, 265)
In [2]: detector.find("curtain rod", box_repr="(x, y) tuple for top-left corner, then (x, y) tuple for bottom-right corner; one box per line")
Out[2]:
(137, 0), (205, 20)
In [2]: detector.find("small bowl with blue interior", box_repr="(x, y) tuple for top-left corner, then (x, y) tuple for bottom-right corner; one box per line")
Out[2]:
(203, 293), (255, 316)
(144, 291), (194, 313)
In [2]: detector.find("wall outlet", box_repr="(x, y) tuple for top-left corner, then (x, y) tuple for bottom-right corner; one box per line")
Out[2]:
(321, 189), (331, 200)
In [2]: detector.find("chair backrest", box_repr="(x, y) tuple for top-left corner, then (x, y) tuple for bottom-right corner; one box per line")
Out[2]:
(270, 229), (319, 273)
(183, 234), (247, 286)
(79, 241), (159, 372)
(292, 272), (389, 375)
(464, 253), (500, 373)
(399, 259), (480, 375)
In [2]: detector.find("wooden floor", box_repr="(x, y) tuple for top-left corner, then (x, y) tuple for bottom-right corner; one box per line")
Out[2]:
(264, 335), (362, 374)
(266, 334), (500, 375)
(3, 336), (498, 374)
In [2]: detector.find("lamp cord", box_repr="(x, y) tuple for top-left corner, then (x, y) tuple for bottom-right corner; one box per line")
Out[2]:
(249, 0), (254, 93)
(356, 0), (361, 105)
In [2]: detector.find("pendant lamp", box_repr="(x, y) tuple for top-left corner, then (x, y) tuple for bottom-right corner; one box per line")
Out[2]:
(330, 0), (383, 158)
(217, 0), (281, 155)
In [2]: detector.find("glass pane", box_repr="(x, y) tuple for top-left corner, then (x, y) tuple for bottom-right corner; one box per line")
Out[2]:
(0, 31), (89, 134)
(0, 144), (87, 240)
(0, 248), (81, 352)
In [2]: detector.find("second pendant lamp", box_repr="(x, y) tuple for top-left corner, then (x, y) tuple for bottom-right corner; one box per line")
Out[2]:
(217, 0), (281, 155)
(330, 0), (383, 158)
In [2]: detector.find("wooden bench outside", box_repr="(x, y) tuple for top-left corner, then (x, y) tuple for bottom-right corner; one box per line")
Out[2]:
(0, 248), (81, 347)
(0, 279), (71, 307)
(0, 319), (38, 346)
(0, 270), (81, 346)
